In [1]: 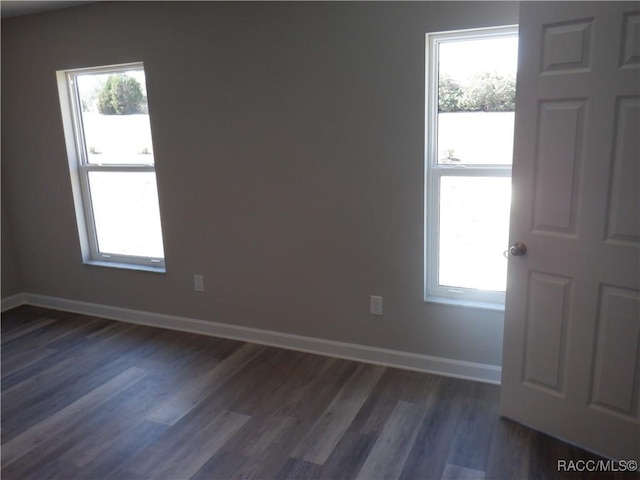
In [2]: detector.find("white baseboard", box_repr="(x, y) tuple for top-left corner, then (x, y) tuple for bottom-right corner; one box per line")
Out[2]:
(1, 293), (27, 312)
(5, 292), (502, 384)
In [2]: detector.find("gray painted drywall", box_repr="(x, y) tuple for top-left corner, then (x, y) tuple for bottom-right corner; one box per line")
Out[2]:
(1, 194), (22, 297)
(1, 1), (518, 366)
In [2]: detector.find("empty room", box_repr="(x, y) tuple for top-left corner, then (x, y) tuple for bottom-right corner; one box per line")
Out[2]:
(1, 1), (638, 479)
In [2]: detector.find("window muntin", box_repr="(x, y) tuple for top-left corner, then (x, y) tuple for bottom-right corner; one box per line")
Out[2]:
(60, 63), (165, 270)
(425, 27), (518, 307)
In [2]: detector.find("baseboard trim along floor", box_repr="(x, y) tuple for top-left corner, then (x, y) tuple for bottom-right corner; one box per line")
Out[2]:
(1, 292), (501, 384)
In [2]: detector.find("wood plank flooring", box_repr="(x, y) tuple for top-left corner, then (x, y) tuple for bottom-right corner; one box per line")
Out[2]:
(1, 305), (635, 480)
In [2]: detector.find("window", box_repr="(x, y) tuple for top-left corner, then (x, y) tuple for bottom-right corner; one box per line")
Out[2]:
(57, 63), (166, 271)
(425, 26), (518, 308)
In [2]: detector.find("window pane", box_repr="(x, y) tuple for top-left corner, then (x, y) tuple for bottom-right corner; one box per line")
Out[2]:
(438, 111), (515, 165)
(88, 172), (164, 258)
(76, 70), (154, 165)
(438, 176), (511, 291)
(437, 36), (518, 165)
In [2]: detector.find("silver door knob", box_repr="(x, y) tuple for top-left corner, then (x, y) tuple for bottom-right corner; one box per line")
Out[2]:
(507, 242), (527, 257)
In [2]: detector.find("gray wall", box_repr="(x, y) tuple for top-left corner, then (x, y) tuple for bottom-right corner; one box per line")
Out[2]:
(1, 1), (518, 366)
(1, 194), (22, 297)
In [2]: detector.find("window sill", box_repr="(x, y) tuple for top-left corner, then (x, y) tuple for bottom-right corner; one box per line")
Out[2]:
(83, 260), (166, 274)
(425, 295), (505, 312)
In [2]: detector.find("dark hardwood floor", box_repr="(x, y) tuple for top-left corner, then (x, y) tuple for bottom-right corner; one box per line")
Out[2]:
(1, 305), (635, 480)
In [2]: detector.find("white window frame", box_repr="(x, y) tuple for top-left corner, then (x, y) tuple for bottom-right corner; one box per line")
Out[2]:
(424, 26), (518, 310)
(57, 62), (166, 272)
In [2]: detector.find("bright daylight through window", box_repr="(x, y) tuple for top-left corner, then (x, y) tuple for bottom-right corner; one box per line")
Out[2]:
(425, 27), (518, 307)
(58, 63), (165, 271)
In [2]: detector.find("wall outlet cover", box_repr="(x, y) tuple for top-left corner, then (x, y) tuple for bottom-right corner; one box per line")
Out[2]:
(370, 295), (383, 316)
(194, 274), (205, 292)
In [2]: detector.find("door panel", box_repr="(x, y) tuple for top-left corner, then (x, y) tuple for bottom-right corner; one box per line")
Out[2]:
(620, 12), (639, 68)
(523, 272), (572, 394)
(501, 2), (640, 460)
(540, 19), (593, 75)
(591, 285), (640, 418)
(606, 97), (640, 245)
(532, 100), (585, 235)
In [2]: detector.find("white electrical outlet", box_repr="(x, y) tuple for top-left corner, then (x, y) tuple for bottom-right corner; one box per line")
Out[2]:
(370, 295), (383, 316)
(193, 274), (205, 292)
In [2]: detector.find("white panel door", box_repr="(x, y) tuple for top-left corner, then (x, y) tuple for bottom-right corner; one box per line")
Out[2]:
(500, 1), (640, 460)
